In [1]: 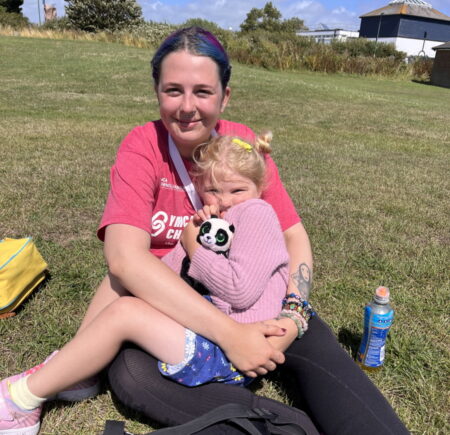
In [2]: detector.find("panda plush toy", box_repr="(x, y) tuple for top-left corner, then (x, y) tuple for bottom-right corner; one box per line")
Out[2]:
(196, 216), (235, 257)
(180, 216), (234, 296)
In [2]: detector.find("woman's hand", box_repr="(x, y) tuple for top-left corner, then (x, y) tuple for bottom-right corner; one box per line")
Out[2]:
(219, 321), (286, 377)
(180, 220), (200, 259)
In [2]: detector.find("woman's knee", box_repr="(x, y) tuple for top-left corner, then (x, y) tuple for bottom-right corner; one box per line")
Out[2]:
(287, 316), (339, 355)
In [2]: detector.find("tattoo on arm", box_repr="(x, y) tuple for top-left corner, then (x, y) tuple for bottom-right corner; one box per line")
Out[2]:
(291, 263), (312, 299)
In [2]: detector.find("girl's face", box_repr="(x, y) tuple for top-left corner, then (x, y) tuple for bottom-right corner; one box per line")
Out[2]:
(156, 51), (231, 158)
(200, 170), (261, 213)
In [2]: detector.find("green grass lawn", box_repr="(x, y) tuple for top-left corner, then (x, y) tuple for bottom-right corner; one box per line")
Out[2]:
(1, 36), (449, 434)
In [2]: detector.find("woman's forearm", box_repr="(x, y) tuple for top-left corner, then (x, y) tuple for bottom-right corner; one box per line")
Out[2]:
(284, 222), (314, 299)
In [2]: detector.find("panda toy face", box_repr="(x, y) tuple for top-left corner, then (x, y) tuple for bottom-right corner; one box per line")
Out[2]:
(197, 216), (235, 256)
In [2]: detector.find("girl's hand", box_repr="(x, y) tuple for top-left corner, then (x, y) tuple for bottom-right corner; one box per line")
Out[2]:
(180, 220), (200, 258)
(220, 322), (286, 377)
(193, 204), (221, 225)
(264, 317), (298, 353)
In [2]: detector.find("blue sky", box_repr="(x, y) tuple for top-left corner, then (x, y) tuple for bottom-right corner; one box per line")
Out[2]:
(23, 0), (450, 31)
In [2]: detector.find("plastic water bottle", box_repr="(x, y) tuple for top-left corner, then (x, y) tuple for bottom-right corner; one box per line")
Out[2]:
(357, 286), (394, 370)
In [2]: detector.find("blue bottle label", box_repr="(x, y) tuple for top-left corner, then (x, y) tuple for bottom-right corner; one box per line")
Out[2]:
(358, 305), (394, 367)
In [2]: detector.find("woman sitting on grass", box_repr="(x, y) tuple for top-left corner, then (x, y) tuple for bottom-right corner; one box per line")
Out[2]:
(0, 132), (317, 434)
(1, 26), (408, 435)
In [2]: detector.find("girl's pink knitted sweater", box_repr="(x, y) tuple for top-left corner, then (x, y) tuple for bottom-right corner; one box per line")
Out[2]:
(162, 199), (289, 323)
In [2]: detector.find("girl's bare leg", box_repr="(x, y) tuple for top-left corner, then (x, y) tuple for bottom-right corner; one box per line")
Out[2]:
(27, 296), (186, 399)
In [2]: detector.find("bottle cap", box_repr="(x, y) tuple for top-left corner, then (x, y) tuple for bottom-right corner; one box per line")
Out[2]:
(374, 286), (390, 304)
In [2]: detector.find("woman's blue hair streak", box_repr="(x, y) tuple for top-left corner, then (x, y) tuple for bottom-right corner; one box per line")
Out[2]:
(151, 27), (231, 91)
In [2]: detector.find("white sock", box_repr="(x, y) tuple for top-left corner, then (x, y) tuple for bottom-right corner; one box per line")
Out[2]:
(9, 375), (46, 410)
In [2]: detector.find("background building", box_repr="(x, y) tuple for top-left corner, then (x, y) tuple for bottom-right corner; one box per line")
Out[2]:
(431, 42), (450, 87)
(359, 0), (450, 58)
(297, 28), (359, 44)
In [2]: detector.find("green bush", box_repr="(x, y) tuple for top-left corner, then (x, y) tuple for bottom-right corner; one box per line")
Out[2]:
(411, 57), (434, 81)
(240, 2), (306, 34)
(225, 30), (408, 77)
(41, 17), (71, 31)
(229, 30), (310, 70)
(0, 0), (23, 14)
(0, 6), (29, 28)
(303, 45), (343, 73)
(115, 21), (177, 48)
(331, 38), (406, 61)
(66, 0), (143, 32)
(180, 18), (223, 35)
(115, 20), (236, 52)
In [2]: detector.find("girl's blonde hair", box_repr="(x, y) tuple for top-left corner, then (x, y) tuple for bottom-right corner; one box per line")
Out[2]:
(191, 132), (272, 191)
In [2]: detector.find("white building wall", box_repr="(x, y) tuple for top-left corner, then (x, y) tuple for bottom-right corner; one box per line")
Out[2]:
(297, 30), (359, 44)
(369, 37), (441, 57)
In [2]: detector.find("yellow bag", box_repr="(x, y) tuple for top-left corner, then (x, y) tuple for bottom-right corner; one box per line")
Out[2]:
(0, 238), (48, 318)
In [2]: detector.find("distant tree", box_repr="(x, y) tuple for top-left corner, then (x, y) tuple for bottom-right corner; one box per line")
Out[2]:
(0, 0), (23, 14)
(181, 18), (223, 34)
(282, 17), (307, 33)
(66, 0), (143, 32)
(0, 5), (28, 27)
(240, 2), (307, 33)
(259, 1), (282, 32)
(240, 3), (270, 33)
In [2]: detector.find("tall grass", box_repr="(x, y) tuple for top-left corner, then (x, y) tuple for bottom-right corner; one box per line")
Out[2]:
(411, 57), (434, 82)
(0, 20), (177, 48)
(0, 23), (428, 79)
(226, 30), (409, 76)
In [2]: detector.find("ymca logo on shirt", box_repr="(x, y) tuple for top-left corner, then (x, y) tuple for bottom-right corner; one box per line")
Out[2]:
(160, 177), (184, 192)
(151, 211), (191, 242)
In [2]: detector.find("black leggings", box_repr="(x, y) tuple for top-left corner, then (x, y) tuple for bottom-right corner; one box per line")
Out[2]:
(108, 315), (409, 435)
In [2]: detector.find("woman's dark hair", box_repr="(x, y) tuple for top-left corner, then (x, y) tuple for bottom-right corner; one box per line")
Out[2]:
(151, 27), (231, 91)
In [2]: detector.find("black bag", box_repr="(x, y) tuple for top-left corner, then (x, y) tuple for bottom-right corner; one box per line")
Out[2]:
(101, 403), (317, 435)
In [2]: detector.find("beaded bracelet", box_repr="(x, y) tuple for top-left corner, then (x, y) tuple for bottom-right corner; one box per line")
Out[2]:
(282, 293), (315, 321)
(278, 293), (315, 339)
(277, 309), (308, 339)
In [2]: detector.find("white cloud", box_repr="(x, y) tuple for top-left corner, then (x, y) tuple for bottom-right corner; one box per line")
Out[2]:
(283, 2), (359, 30)
(148, 1), (164, 11)
(284, 1), (326, 25)
(332, 7), (353, 16)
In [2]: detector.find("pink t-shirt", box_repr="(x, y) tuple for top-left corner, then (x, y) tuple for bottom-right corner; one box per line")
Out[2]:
(98, 119), (300, 258)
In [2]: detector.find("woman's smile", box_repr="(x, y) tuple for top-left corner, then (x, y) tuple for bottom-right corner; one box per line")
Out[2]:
(176, 117), (202, 129)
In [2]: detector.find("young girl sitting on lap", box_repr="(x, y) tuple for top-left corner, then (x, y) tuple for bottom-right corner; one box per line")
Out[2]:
(159, 133), (313, 386)
(0, 133), (313, 434)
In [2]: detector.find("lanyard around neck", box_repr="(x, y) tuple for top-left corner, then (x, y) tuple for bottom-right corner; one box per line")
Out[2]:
(168, 130), (217, 211)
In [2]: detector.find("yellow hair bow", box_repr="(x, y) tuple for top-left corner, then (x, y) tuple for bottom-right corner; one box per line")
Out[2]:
(232, 138), (252, 152)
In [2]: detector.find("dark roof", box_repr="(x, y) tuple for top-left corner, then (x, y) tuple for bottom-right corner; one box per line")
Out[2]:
(432, 41), (450, 50)
(360, 1), (450, 22)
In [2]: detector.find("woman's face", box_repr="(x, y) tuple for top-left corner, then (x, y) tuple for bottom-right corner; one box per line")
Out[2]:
(156, 50), (231, 157)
